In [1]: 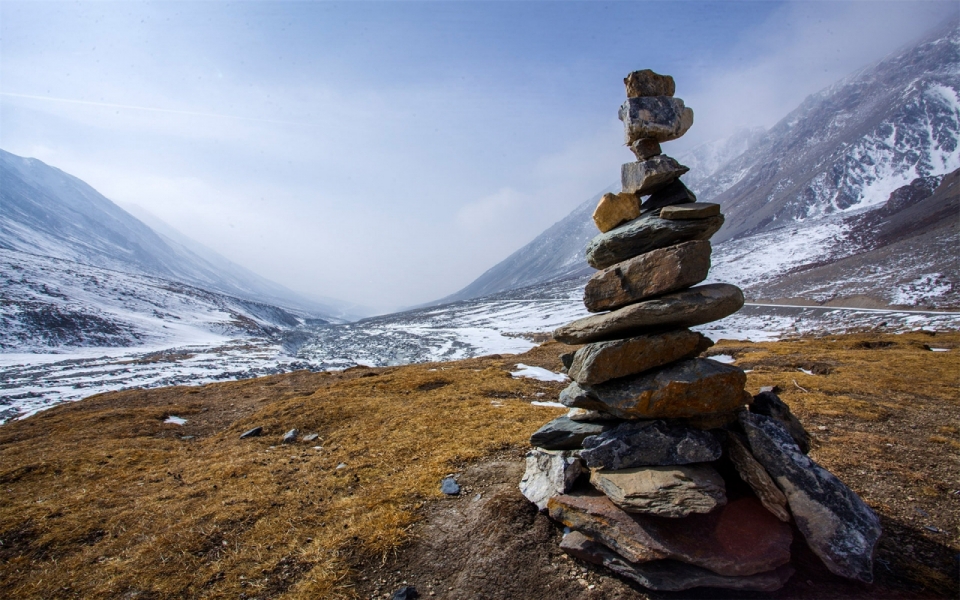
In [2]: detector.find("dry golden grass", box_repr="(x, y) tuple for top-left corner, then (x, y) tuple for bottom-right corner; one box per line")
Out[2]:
(1, 331), (958, 599)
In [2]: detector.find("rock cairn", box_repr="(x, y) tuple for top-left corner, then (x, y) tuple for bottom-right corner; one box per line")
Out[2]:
(519, 69), (882, 592)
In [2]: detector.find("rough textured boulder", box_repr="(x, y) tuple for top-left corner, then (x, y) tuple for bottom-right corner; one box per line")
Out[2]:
(579, 420), (721, 469)
(585, 211), (722, 270)
(641, 179), (696, 213)
(751, 391), (812, 454)
(548, 493), (792, 576)
(554, 284), (744, 345)
(621, 156), (689, 195)
(624, 69), (675, 98)
(619, 97), (693, 144)
(592, 192), (640, 233)
(568, 329), (712, 386)
(740, 411), (882, 583)
(629, 138), (662, 160)
(726, 431), (790, 522)
(561, 531), (795, 592)
(560, 358), (747, 420)
(519, 449), (584, 511)
(529, 416), (614, 450)
(660, 202), (721, 220)
(590, 464), (726, 517)
(584, 241), (711, 312)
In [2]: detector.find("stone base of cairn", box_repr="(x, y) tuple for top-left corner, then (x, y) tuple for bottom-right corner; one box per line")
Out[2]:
(520, 70), (882, 592)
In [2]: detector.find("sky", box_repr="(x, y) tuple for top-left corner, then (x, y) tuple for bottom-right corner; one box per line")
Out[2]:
(1, 1), (956, 314)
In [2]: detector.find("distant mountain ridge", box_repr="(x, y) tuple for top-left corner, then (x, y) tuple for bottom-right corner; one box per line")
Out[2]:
(0, 149), (352, 320)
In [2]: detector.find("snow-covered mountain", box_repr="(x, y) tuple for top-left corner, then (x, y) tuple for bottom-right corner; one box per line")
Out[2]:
(442, 21), (960, 309)
(0, 149), (351, 319)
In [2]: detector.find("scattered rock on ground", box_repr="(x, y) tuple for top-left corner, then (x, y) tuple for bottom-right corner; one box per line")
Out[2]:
(240, 426), (263, 439)
(391, 585), (419, 600)
(281, 428), (298, 444)
(440, 477), (461, 496)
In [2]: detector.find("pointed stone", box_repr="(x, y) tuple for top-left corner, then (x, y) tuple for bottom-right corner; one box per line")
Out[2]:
(619, 97), (694, 144)
(568, 329), (712, 386)
(641, 179), (697, 214)
(740, 411), (881, 583)
(548, 493), (792, 576)
(561, 531), (795, 592)
(579, 420), (721, 469)
(519, 449), (583, 511)
(624, 69), (675, 98)
(592, 192), (640, 233)
(554, 284), (744, 345)
(751, 391), (812, 454)
(584, 241), (711, 312)
(621, 156), (689, 196)
(726, 432), (791, 522)
(561, 358), (747, 420)
(529, 416), (614, 450)
(590, 464), (727, 517)
(628, 138), (662, 160)
(660, 202), (721, 220)
(585, 210), (722, 270)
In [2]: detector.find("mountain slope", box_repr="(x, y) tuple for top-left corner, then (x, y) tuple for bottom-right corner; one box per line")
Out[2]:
(0, 149), (348, 319)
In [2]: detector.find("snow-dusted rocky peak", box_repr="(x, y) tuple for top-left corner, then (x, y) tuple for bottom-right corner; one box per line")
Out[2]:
(707, 23), (959, 242)
(676, 126), (766, 194)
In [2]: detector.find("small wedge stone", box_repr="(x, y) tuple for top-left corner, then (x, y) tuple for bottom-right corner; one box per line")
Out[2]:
(660, 203), (721, 220)
(624, 69), (675, 98)
(641, 179), (697, 213)
(628, 138), (662, 160)
(592, 192), (640, 233)
(621, 156), (689, 195)
(726, 431), (791, 522)
(529, 416), (614, 450)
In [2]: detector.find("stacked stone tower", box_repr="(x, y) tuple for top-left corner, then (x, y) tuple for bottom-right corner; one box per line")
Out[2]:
(520, 70), (882, 592)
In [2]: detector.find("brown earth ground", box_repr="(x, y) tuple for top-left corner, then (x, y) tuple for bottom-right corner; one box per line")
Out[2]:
(1, 331), (958, 599)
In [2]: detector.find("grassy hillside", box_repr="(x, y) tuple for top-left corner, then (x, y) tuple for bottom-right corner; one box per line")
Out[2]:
(1, 332), (958, 599)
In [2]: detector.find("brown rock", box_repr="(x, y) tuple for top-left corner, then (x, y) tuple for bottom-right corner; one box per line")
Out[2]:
(641, 179), (697, 214)
(567, 329), (712, 386)
(560, 358), (748, 420)
(621, 156), (689, 195)
(590, 464), (726, 517)
(553, 284), (744, 345)
(619, 97), (694, 144)
(548, 493), (792, 576)
(726, 432), (791, 522)
(660, 203), (721, 220)
(592, 192), (640, 233)
(560, 531), (795, 592)
(585, 210), (722, 270)
(583, 240), (711, 312)
(624, 69), (675, 98)
(628, 138), (662, 160)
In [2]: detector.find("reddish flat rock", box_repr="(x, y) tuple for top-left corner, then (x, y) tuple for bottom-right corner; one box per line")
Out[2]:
(548, 493), (792, 576)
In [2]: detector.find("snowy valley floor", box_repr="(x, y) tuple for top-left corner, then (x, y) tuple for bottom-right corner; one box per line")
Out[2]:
(3, 278), (960, 423)
(1, 332), (958, 599)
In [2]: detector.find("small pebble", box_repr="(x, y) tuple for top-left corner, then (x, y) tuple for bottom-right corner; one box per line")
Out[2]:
(240, 427), (263, 439)
(440, 477), (460, 495)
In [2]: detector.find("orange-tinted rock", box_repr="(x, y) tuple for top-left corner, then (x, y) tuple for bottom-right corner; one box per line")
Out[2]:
(624, 69), (675, 98)
(592, 192), (640, 233)
(548, 493), (792, 576)
(567, 329), (712, 386)
(560, 358), (747, 420)
(583, 241), (711, 312)
(590, 465), (727, 517)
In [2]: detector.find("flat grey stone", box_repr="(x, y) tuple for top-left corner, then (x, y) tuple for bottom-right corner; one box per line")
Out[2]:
(561, 531), (795, 592)
(619, 97), (694, 144)
(585, 210), (723, 270)
(590, 464), (726, 517)
(579, 420), (721, 469)
(240, 427), (263, 439)
(621, 156), (689, 196)
(554, 284), (744, 345)
(529, 416), (615, 450)
(740, 411), (882, 583)
(440, 477), (461, 495)
(302, 433), (319, 442)
(660, 202), (721, 220)
(568, 329), (712, 386)
(519, 449), (584, 511)
(560, 358), (748, 420)
(584, 240), (711, 312)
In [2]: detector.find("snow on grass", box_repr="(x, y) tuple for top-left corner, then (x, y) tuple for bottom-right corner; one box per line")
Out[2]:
(531, 401), (566, 408)
(510, 364), (568, 382)
(164, 416), (187, 425)
(710, 354), (737, 364)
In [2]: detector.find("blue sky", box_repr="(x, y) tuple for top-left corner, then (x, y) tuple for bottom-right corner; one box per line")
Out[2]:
(1, 1), (955, 312)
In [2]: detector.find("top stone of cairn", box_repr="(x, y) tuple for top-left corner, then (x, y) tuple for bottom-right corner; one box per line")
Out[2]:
(624, 69), (675, 98)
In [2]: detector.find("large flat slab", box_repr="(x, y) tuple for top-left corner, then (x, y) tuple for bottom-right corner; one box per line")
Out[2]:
(561, 531), (795, 592)
(579, 420), (722, 469)
(560, 358), (747, 420)
(568, 329), (712, 386)
(590, 464), (726, 517)
(585, 210), (723, 270)
(554, 284), (744, 345)
(621, 156), (689, 195)
(548, 493), (792, 576)
(529, 416), (614, 450)
(584, 240), (711, 312)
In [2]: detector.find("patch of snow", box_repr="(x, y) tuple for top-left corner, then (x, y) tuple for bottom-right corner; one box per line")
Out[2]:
(709, 354), (736, 364)
(164, 416), (187, 425)
(929, 348), (950, 352)
(510, 364), (568, 382)
(530, 401), (566, 408)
